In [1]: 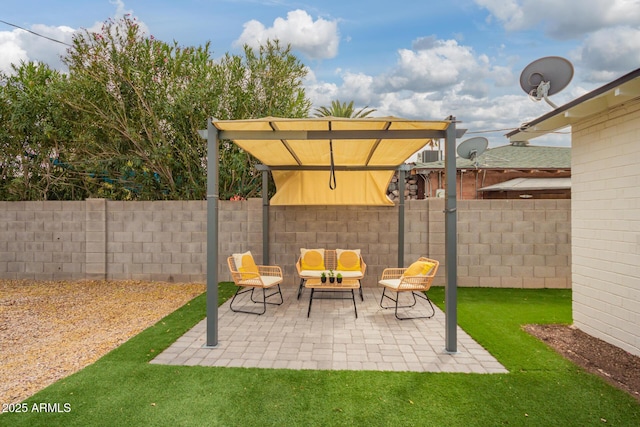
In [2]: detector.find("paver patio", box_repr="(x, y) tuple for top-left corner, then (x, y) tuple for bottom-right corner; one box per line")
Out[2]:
(152, 286), (507, 373)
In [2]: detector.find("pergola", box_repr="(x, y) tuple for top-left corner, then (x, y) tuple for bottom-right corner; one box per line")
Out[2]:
(203, 116), (465, 353)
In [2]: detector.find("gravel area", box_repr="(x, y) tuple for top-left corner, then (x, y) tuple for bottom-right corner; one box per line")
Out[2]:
(0, 279), (205, 405)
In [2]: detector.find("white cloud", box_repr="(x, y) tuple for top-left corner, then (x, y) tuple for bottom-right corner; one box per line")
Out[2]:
(234, 10), (340, 60)
(0, 0), (147, 74)
(476, 0), (640, 85)
(303, 68), (340, 108)
(476, 0), (640, 39)
(24, 25), (74, 67)
(87, 0), (149, 35)
(374, 38), (487, 95)
(475, 0), (525, 30)
(339, 72), (376, 105)
(571, 26), (640, 82)
(111, 0), (133, 17)
(304, 34), (571, 146)
(491, 65), (516, 87)
(0, 30), (28, 73)
(0, 25), (73, 74)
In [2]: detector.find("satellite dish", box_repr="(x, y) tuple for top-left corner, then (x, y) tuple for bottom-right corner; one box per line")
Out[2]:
(519, 56), (574, 108)
(457, 137), (488, 166)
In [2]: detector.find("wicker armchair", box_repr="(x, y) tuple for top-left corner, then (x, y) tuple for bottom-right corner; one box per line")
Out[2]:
(378, 257), (439, 320)
(227, 255), (284, 315)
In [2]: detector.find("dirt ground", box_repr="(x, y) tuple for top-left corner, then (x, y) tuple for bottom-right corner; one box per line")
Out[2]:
(525, 324), (640, 403)
(0, 280), (206, 405)
(1, 280), (638, 406)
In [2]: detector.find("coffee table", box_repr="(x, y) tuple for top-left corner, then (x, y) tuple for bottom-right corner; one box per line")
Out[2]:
(305, 278), (359, 318)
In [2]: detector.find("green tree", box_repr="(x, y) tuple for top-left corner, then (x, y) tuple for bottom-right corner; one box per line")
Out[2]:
(215, 40), (311, 198)
(0, 62), (79, 200)
(62, 16), (310, 200)
(313, 100), (376, 118)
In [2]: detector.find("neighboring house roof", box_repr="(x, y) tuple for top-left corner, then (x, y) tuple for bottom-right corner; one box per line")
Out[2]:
(479, 177), (571, 192)
(507, 67), (640, 142)
(413, 142), (571, 171)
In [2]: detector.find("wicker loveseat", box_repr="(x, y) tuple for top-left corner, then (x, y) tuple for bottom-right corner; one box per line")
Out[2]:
(295, 248), (366, 300)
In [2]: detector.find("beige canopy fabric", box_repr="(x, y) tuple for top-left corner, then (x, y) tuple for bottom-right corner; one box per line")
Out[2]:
(270, 170), (395, 205)
(212, 117), (451, 205)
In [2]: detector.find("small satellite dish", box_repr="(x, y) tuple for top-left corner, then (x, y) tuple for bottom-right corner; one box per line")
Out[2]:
(457, 137), (488, 166)
(520, 56), (573, 108)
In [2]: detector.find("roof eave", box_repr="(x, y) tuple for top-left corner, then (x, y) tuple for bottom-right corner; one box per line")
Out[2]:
(507, 68), (640, 142)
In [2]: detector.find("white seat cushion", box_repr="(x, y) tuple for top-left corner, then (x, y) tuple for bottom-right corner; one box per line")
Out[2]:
(336, 271), (363, 278)
(378, 278), (402, 290)
(300, 270), (362, 278)
(239, 275), (281, 287)
(300, 270), (325, 277)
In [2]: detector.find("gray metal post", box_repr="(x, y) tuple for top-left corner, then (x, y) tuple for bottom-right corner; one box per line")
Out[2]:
(205, 118), (219, 347)
(398, 167), (406, 267)
(444, 119), (458, 353)
(262, 169), (270, 264)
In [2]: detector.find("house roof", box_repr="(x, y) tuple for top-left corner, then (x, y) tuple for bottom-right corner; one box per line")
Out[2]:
(479, 177), (571, 192)
(507, 67), (640, 141)
(413, 142), (571, 171)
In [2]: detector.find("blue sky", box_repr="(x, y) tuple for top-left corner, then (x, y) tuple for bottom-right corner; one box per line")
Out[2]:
(2, 0), (640, 152)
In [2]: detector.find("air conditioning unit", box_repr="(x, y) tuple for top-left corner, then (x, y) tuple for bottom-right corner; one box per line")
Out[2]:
(420, 150), (441, 163)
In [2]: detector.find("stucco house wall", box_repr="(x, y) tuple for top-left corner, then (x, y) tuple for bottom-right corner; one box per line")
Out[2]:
(571, 98), (640, 357)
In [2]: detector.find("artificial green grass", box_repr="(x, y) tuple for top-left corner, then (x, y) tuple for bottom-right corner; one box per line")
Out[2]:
(2, 285), (639, 426)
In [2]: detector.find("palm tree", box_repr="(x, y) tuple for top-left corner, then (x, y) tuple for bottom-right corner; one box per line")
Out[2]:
(313, 100), (376, 118)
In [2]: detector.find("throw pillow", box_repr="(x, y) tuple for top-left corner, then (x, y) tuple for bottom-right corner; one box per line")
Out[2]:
(336, 249), (361, 271)
(403, 260), (435, 277)
(300, 248), (325, 270)
(232, 251), (259, 279)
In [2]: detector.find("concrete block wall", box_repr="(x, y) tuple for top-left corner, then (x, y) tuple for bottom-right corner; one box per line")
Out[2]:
(104, 200), (209, 282)
(456, 199), (571, 288)
(86, 198), (106, 279)
(0, 200), (86, 280)
(571, 99), (640, 357)
(0, 197), (571, 288)
(269, 204), (404, 287)
(219, 198), (264, 280)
